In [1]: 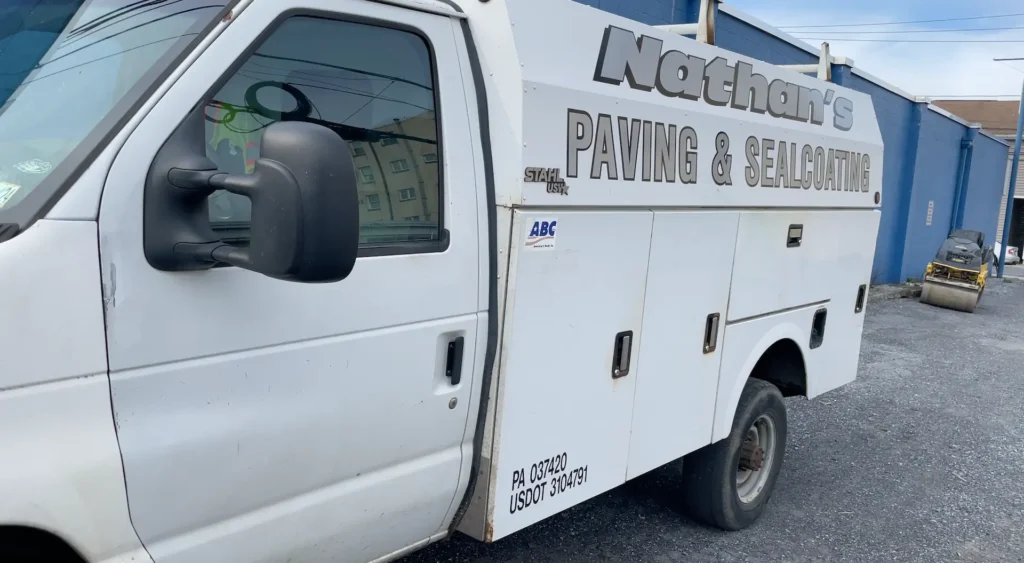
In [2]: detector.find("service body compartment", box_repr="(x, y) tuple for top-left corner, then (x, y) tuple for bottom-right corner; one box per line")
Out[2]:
(805, 210), (880, 398)
(485, 209), (653, 540)
(728, 210), (881, 321)
(626, 211), (739, 480)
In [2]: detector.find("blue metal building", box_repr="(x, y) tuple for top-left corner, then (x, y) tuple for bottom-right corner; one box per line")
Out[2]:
(577, 0), (1012, 284)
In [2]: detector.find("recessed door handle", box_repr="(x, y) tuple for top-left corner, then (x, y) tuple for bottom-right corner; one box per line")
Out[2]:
(445, 336), (465, 385)
(810, 308), (827, 349)
(703, 313), (720, 354)
(787, 224), (803, 248)
(612, 330), (633, 379)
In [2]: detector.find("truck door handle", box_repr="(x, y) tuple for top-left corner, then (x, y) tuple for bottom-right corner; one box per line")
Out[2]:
(810, 308), (827, 349)
(703, 313), (720, 354)
(787, 224), (803, 248)
(612, 330), (633, 379)
(445, 336), (465, 385)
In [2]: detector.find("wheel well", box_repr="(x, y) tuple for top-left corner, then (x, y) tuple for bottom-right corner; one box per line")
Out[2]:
(0, 526), (86, 562)
(749, 339), (807, 398)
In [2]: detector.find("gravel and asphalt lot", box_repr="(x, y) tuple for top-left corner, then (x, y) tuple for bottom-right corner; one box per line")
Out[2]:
(404, 278), (1024, 563)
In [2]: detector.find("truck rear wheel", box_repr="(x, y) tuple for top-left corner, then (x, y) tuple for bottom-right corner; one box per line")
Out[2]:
(681, 378), (788, 530)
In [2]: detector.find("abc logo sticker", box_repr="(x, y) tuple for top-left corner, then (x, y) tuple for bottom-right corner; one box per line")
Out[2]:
(525, 219), (557, 250)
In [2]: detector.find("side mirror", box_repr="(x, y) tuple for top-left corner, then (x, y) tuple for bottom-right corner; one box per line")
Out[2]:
(144, 109), (359, 283)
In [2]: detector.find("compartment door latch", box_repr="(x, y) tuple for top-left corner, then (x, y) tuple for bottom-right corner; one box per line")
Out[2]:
(612, 330), (634, 379)
(810, 308), (828, 349)
(703, 313), (721, 354)
(787, 224), (803, 248)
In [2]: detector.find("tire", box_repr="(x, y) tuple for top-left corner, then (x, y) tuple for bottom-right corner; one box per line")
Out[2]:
(0, 534), (84, 563)
(681, 378), (788, 531)
(0, 546), (79, 563)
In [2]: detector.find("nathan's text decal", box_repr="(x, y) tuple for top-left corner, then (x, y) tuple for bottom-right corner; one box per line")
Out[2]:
(593, 25), (854, 131)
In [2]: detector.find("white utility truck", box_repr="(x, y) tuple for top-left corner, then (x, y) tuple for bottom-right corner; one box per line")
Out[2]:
(0, 0), (882, 561)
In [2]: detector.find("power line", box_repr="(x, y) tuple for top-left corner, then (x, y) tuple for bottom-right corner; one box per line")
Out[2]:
(779, 12), (1024, 30)
(19, 5), (220, 73)
(996, 60), (1024, 74)
(795, 38), (1024, 43)
(66, 0), (176, 40)
(791, 25), (1024, 35)
(920, 94), (1021, 98)
(67, 0), (167, 37)
(252, 52), (432, 91)
(16, 33), (197, 86)
(62, 0), (189, 48)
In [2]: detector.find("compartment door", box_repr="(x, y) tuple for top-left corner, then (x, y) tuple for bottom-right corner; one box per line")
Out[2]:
(728, 210), (875, 321)
(626, 211), (740, 480)
(807, 209), (879, 398)
(728, 210), (879, 398)
(488, 210), (653, 540)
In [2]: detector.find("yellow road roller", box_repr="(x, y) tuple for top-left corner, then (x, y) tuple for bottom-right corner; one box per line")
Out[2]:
(920, 229), (993, 313)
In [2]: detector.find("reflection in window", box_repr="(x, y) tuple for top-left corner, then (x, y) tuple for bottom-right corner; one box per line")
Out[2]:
(423, 152), (438, 163)
(203, 16), (441, 248)
(0, 0), (227, 210)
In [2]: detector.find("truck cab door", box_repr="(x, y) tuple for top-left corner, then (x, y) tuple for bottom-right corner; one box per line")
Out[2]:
(97, 3), (483, 562)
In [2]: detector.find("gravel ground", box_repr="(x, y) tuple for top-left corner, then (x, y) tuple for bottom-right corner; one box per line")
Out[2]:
(403, 279), (1024, 563)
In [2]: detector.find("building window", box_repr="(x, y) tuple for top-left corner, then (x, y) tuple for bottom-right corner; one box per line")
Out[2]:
(404, 215), (421, 221)
(202, 16), (442, 251)
(423, 152), (438, 163)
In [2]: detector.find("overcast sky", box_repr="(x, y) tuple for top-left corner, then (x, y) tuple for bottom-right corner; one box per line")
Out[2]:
(726, 0), (1024, 100)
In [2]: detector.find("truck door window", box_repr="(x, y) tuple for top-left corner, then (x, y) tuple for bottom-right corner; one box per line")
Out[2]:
(203, 16), (443, 254)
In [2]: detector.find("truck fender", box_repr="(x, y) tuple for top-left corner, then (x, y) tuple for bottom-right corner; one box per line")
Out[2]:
(711, 320), (809, 443)
(0, 376), (152, 563)
(0, 221), (150, 562)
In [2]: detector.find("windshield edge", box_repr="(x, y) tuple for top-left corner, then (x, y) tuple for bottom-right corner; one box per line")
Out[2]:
(0, 1), (242, 242)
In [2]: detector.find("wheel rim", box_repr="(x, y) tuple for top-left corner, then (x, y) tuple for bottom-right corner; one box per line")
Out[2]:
(736, 414), (777, 504)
